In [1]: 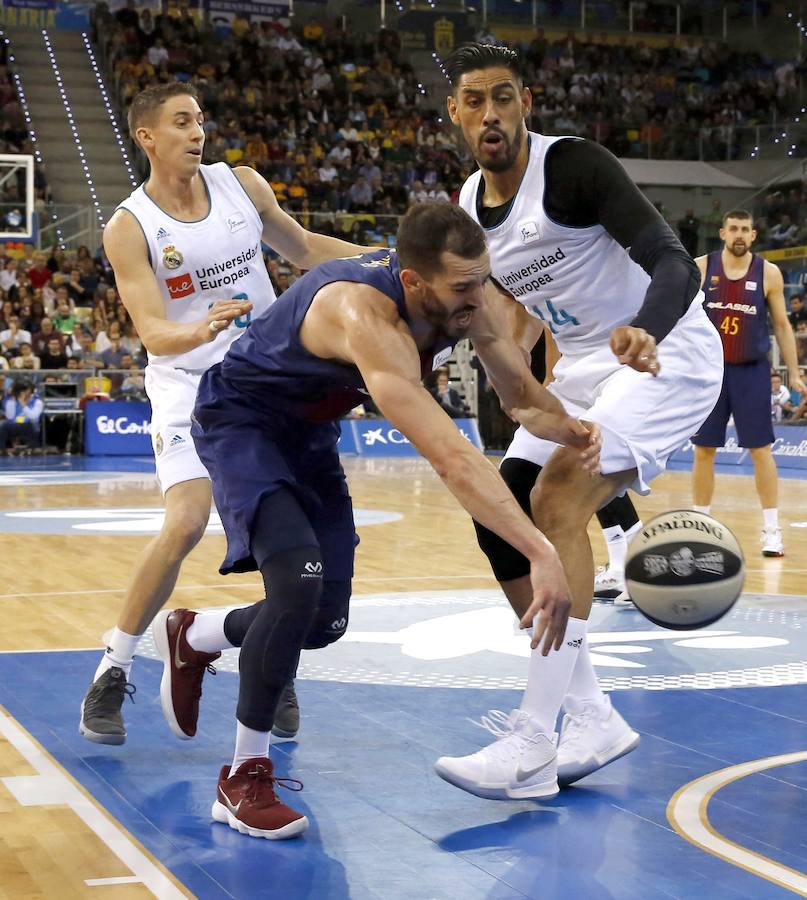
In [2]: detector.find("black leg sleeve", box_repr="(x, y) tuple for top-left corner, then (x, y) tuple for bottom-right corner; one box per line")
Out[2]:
(233, 488), (323, 731)
(474, 457), (541, 582)
(595, 492), (640, 531)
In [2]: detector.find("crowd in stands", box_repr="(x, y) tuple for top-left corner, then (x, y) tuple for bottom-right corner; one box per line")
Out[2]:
(517, 28), (804, 160)
(88, 0), (807, 253)
(0, 41), (51, 231)
(753, 187), (807, 251)
(93, 1), (464, 246)
(0, 242), (146, 452)
(3, 3), (807, 450)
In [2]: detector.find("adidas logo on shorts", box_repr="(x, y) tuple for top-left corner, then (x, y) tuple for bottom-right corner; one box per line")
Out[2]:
(168, 434), (186, 447)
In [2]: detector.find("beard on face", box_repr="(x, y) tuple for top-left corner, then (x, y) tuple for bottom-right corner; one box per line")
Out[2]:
(727, 240), (748, 257)
(422, 290), (474, 338)
(476, 125), (523, 173)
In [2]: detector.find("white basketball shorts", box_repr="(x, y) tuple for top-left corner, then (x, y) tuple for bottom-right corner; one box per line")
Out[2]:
(145, 364), (211, 495)
(505, 298), (723, 495)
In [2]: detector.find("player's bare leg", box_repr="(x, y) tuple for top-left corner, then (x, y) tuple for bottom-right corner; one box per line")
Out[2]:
(691, 445), (717, 509)
(748, 444), (784, 556)
(80, 478), (212, 744)
(119, 478), (213, 634)
(436, 451), (640, 796)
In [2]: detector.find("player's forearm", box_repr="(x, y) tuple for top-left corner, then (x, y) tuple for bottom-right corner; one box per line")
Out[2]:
(489, 367), (568, 437)
(433, 447), (554, 565)
(136, 316), (207, 357)
(293, 232), (366, 270)
(773, 323), (802, 377)
(630, 223), (701, 343)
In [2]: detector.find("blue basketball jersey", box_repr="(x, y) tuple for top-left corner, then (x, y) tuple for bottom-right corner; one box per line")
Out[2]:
(219, 249), (455, 422)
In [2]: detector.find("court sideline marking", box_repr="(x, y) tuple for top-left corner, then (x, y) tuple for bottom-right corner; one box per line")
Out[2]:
(667, 750), (807, 896)
(0, 707), (189, 898)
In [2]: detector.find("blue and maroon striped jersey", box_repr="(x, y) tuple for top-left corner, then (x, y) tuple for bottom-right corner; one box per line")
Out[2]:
(702, 253), (769, 364)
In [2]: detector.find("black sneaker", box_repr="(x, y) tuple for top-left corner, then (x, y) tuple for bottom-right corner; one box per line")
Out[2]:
(271, 680), (299, 742)
(79, 667), (136, 745)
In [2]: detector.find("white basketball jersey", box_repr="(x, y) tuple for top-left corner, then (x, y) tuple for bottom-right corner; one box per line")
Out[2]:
(459, 133), (651, 357)
(117, 162), (276, 371)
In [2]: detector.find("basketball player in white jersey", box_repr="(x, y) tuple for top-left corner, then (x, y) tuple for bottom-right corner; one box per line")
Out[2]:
(434, 44), (724, 799)
(80, 83), (366, 745)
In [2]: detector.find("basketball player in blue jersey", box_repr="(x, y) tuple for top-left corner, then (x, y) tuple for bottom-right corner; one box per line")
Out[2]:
(153, 201), (601, 839)
(691, 209), (805, 556)
(79, 82), (367, 747)
(435, 43), (723, 800)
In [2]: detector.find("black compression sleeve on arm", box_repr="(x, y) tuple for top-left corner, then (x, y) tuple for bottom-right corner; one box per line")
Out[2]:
(544, 139), (701, 343)
(627, 221), (701, 344)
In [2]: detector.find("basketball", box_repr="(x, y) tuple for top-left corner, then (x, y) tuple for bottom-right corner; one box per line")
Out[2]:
(624, 510), (745, 630)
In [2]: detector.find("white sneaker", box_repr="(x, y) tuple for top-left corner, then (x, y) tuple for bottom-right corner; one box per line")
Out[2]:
(557, 696), (640, 787)
(593, 565), (629, 602)
(761, 527), (784, 558)
(435, 710), (559, 801)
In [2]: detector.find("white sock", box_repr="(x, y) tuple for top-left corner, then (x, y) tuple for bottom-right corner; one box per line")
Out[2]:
(564, 632), (609, 716)
(602, 525), (626, 574)
(185, 608), (237, 654)
(520, 616), (587, 736)
(692, 505), (710, 515)
(763, 508), (778, 530)
(625, 521), (643, 541)
(230, 720), (270, 775)
(94, 628), (139, 681)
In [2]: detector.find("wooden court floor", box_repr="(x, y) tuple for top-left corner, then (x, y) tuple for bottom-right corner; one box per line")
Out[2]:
(0, 458), (805, 898)
(0, 461), (805, 654)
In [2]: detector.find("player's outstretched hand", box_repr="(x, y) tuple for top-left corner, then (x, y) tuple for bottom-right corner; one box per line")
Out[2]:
(198, 299), (253, 343)
(520, 548), (572, 655)
(610, 326), (660, 376)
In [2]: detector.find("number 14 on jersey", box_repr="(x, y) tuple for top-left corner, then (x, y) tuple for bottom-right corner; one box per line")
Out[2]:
(528, 300), (579, 334)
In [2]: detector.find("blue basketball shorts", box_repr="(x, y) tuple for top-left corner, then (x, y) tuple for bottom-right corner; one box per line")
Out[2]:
(191, 365), (356, 578)
(690, 358), (774, 449)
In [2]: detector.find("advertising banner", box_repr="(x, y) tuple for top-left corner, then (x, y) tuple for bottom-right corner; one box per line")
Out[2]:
(397, 11), (473, 54)
(344, 417), (482, 457)
(669, 425), (807, 471)
(84, 401), (153, 456)
(205, 0), (289, 30)
(336, 421), (357, 455)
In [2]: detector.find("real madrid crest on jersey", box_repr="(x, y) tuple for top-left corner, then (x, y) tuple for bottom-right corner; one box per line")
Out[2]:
(162, 245), (184, 270)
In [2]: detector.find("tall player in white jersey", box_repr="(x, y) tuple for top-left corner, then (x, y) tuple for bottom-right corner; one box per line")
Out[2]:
(80, 83), (365, 745)
(434, 44), (724, 800)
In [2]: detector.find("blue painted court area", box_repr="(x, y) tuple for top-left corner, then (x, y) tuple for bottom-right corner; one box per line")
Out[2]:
(0, 637), (805, 899)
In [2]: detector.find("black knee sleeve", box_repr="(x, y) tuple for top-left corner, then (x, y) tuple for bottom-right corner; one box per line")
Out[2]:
(474, 457), (541, 582)
(223, 600), (263, 647)
(596, 491), (640, 531)
(236, 544), (323, 731)
(304, 580), (351, 649)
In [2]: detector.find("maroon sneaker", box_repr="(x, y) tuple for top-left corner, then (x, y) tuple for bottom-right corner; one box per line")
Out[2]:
(211, 757), (308, 839)
(152, 608), (220, 739)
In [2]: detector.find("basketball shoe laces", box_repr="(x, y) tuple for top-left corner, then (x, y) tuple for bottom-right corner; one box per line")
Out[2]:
(470, 709), (544, 763)
(559, 703), (599, 748)
(243, 762), (304, 807)
(186, 661), (217, 705)
(84, 673), (136, 718)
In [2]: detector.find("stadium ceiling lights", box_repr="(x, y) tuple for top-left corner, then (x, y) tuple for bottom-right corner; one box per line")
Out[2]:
(42, 29), (106, 228)
(1, 29), (65, 247)
(81, 32), (138, 190)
